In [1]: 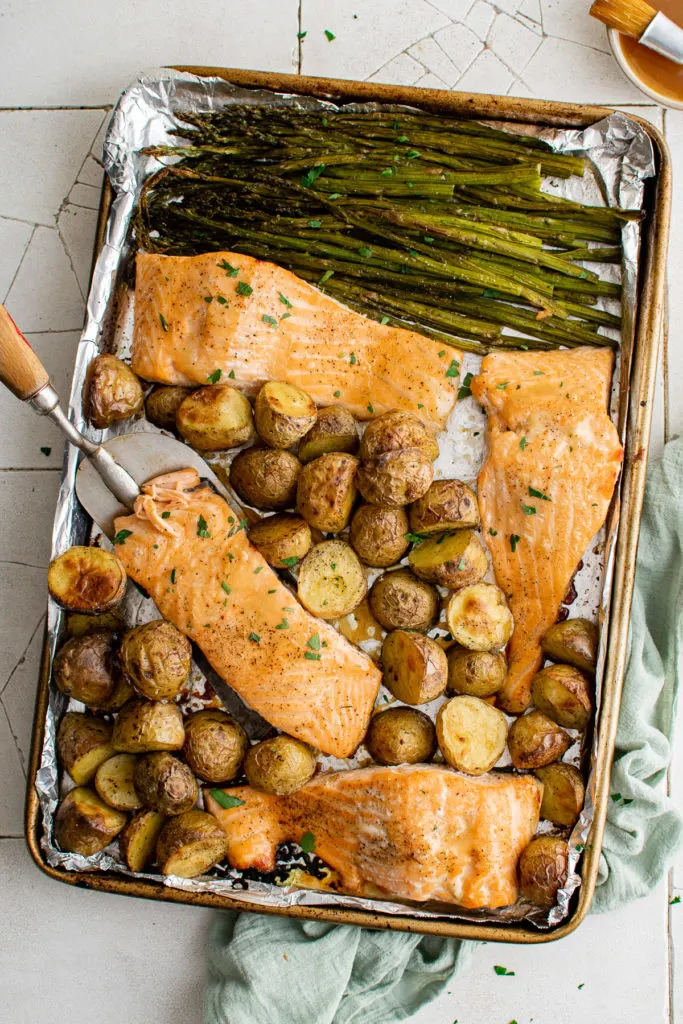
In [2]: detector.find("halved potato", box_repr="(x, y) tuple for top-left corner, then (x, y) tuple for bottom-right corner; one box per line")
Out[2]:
(357, 449), (434, 507)
(230, 447), (301, 510)
(96, 673), (136, 713)
(119, 619), (192, 701)
(446, 583), (514, 651)
(112, 698), (185, 753)
(531, 664), (593, 730)
(507, 710), (572, 770)
(254, 381), (317, 448)
(349, 504), (409, 568)
(297, 540), (366, 619)
(65, 610), (122, 638)
(156, 810), (229, 877)
(408, 529), (488, 589)
(297, 452), (358, 533)
(177, 385), (254, 450)
(519, 836), (569, 908)
(298, 405), (358, 463)
(409, 479), (480, 536)
(48, 546), (126, 614)
(244, 735), (317, 795)
(144, 385), (192, 430)
(133, 752), (199, 815)
(365, 706), (436, 765)
(56, 712), (115, 785)
(86, 354), (144, 429)
(94, 753), (142, 811)
(119, 809), (166, 872)
(368, 569), (438, 632)
(436, 695), (508, 775)
(535, 763), (585, 827)
(359, 410), (439, 461)
(381, 630), (448, 705)
(447, 647), (507, 698)
(541, 618), (598, 675)
(52, 629), (120, 708)
(182, 709), (249, 784)
(54, 786), (127, 856)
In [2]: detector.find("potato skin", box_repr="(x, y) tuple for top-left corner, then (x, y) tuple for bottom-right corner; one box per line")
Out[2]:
(365, 707), (436, 765)
(408, 529), (488, 589)
(535, 763), (585, 827)
(86, 354), (144, 429)
(120, 620), (192, 701)
(52, 629), (120, 708)
(360, 410), (439, 462)
(145, 385), (193, 430)
(297, 540), (367, 619)
(368, 569), (438, 632)
(349, 504), (409, 568)
(96, 673), (136, 713)
(177, 384), (254, 451)
(382, 630), (448, 705)
(531, 664), (593, 730)
(248, 513), (311, 568)
(541, 618), (598, 675)
(48, 546), (127, 614)
(230, 447), (301, 510)
(254, 381), (317, 449)
(297, 453), (358, 533)
(519, 836), (569, 908)
(54, 786), (127, 855)
(56, 712), (115, 785)
(298, 405), (359, 463)
(244, 736), (316, 795)
(357, 449), (433, 507)
(133, 752), (199, 815)
(447, 647), (507, 699)
(94, 753), (142, 811)
(156, 810), (229, 878)
(119, 809), (166, 872)
(446, 583), (514, 651)
(112, 698), (185, 753)
(182, 709), (249, 784)
(507, 710), (572, 770)
(436, 695), (508, 775)
(409, 479), (480, 535)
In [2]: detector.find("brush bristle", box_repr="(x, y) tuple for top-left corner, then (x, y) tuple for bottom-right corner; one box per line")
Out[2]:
(590, 0), (656, 38)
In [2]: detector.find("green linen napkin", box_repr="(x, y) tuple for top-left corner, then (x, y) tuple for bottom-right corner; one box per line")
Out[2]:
(204, 438), (683, 1024)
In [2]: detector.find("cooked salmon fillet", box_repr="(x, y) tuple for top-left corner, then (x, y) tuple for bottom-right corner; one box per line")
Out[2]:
(471, 347), (623, 713)
(206, 765), (542, 908)
(132, 251), (459, 431)
(113, 468), (380, 756)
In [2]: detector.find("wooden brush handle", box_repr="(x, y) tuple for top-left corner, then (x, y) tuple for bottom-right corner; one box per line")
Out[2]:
(0, 303), (49, 400)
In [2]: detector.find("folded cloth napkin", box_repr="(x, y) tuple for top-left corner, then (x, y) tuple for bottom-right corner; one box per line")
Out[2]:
(204, 438), (683, 1024)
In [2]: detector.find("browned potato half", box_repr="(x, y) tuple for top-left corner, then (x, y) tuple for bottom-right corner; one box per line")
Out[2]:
(531, 664), (593, 730)
(112, 698), (185, 753)
(349, 504), (409, 568)
(183, 709), (249, 784)
(508, 710), (572, 770)
(447, 647), (507, 698)
(357, 448), (434, 507)
(52, 629), (120, 708)
(230, 447), (301, 510)
(248, 513), (311, 568)
(436, 695), (507, 775)
(48, 546), (126, 614)
(145, 385), (193, 430)
(409, 529), (488, 589)
(254, 381), (317, 448)
(298, 405), (358, 463)
(66, 610), (122, 638)
(535, 763), (585, 827)
(541, 618), (598, 675)
(244, 735), (317, 795)
(297, 540), (366, 619)
(56, 712), (115, 785)
(86, 354), (144, 429)
(54, 786), (127, 855)
(95, 753), (142, 811)
(382, 630), (448, 705)
(177, 384), (254, 451)
(156, 810), (229, 878)
(360, 410), (439, 462)
(297, 452), (358, 533)
(446, 583), (514, 651)
(365, 706), (436, 765)
(409, 479), (480, 536)
(133, 752), (199, 815)
(368, 569), (438, 632)
(119, 809), (166, 872)
(96, 673), (136, 713)
(519, 836), (569, 908)
(120, 619), (192, 701)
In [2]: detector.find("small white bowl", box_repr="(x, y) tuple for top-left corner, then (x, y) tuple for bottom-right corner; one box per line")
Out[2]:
(608, 26), (683, 110)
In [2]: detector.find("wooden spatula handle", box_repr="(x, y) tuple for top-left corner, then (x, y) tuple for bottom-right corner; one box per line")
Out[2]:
(0, 303), (49, 400)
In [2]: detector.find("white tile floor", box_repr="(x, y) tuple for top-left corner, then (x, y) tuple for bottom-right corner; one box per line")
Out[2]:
(0, 2), (681, 1021)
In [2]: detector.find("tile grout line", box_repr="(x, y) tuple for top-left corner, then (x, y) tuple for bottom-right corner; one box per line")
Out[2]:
(1, 223), (37, 306)
(0, 613), (45, 701)
(0, 694), (27, 779)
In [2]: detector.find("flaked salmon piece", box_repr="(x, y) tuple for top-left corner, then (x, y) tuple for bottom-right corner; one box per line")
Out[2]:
(471, 347), (623, 713)
(132, 252), (460, 431)
(205, 765), (542, 909)
(113, 469), (380, 757)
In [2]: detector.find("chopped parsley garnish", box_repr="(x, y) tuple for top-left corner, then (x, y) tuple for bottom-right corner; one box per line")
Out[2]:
(529, 486), (551, 501)
(407, 150), (420, 160)
(170, 569), (176, 584)
(328, 193), (342, 200)
(496, 381), (509, 390)
(228, 517), (248, 538)
(349, 352), (357, 365)
(446, 359), (460, 378)
(457, 559), (466, 571)
(519, 436), (528, 450)
(300, 831), (316, 852)
(493, 966), (515, 976)
(253, 566), (263, 574)
(510, 534), (521, 552)
(268, 588), (277, 594)
(611, 792), (622, 802)
(204, 295), (213, 303)
(262, 314), (278, 328)
(216, 295), (228, 305)
(423, 235), (434, 243)
(331, 562), (337, 570)
(438, 350), (446, 357)
(221, 581), (231, 595)
(301, 163), (326, 188)
(319, 270), (334, 285)
(457, 372), (474, 400)
(380, 315), (390, 325)
(40, 446), (51, 456)
(578, 983), (585, 989)
(521, 504), (536, 515)
(396, 135), (409, 144)
(324, 29), (335, 41)
(417, 403), (424, 409)
(281, 556), (299, 567)
(488, 527), (498, 536)
(381, 168), (393, 177)
(275, 619), (290, 631)
(112, 529), (132, 545)
(207, 368), (222, 383)
(404, 531), (427, 545)
(308, 219), (322, 229)
(249, 632), (261, 643)
(236, 281), (253, 297)
(278, 292), (293, 308)
(217, 258), (239, 276)
(307, 634), (321, 651)
(228, 369), (236, 379)
(280, 312), (292, 320)
(297, 30), (307, 39)
(305, 651), (321, 661)
(159, 313), (168, 332)
(333, 390), (341, 398)
(197, 514), (211, 538)
(161, 510), (171, 519)
(671, 896), (681, 905)
(210, 789), (245, 809)
(533, 370), (545, 375)
(358, 246), (373, 258)
(367, 403), (374, 414)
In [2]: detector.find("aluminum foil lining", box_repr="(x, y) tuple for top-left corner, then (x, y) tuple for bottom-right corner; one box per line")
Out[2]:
(36, 68), (655, 931)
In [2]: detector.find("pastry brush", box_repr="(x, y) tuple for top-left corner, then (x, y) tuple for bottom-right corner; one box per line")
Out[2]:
(591, 0), (683, 63)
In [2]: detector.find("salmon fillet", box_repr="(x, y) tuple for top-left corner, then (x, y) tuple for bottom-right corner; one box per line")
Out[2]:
(132, 252), (460, 431)
(113, 469), (380, 757)
(206, 765), (542, 908)
(471, 347), (623, 713)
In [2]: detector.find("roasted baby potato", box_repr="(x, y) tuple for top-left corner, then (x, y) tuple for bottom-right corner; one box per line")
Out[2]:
(535, 763), (585, 827)
(541, 618), (598, 675)
(297, 452), (358, 533)
(54, 786), (127, 856)
(177, 384), (254, 451)
(56, 712), (115, 785)
(133, 752), (199, 815)
(52, 629), (120, 708)
(48, 546), (126, 614)
(447, 647), (507, 698)
(365, 707), (436, 765)
(120, 619), (192, 701)
(144, 385), (193, 430)
(244, 735), (317, 795)
(65, 610), (122, 638)
(446, 583), (514, 651)
(409, 479), (480, 536)
(436, 695), (508, 775)
(531, 664), (593, 730)
(156, 810), (229, 878)
(96, 672), (136, 713)
(368, 569), (438, 632)
(297, 540), (366, 619)
(112, 698), (185, 753)
(507, 710), (572, 770)
(94, 753), (142, 812)
(254, 381), (317, 448)
(86, 354), (144, 429)
(408, 529), (488, 589)
(360, 410), (439, 462)
(298, 405), (358, 463)
(519, 836), (569, 908)
(182, 709), (249, 784)
(248, 513), (311, 568)
(382, 630), (448, 705)
(230, 447), (301, 510)
(119, 809), (166, 872)
(357, 449), (434, 507)
(349, 504), (409, 568)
